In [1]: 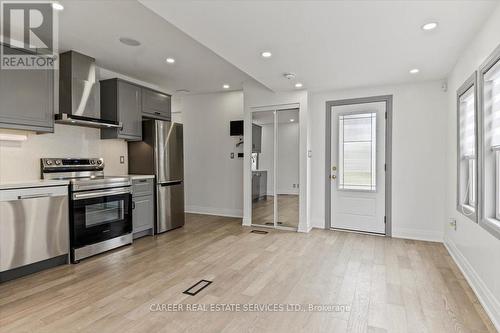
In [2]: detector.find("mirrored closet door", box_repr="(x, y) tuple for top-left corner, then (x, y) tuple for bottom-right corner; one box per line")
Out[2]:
(251, 108), (299, 230)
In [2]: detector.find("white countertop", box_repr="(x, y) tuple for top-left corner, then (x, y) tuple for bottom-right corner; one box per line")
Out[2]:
(128, 174), (155, 180)
(0, 179), (70, 190)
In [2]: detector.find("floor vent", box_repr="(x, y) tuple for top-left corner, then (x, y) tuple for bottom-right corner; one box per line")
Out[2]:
(265, 222), (283, 226)
(250, 230), (268, 234)
(183, 279), (213, 296)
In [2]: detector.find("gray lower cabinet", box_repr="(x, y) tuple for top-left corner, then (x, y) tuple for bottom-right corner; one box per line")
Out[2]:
(142, 87), (171, 120)
(252, 124), (262, 153)
(252, 171), (267, 201)
(259, 171), (267, 199)
(0, 45), (54, 133)
(132, 178), (154, 238)
(100, 79), (142, 141)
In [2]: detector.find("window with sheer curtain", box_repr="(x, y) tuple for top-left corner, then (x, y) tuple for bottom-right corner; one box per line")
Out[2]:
(483, 58), (500, 222)
(457, 82), (477, 217)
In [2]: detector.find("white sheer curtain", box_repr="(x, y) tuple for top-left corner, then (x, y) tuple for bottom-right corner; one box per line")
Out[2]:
(460, 88), (476, 158)
(489, 78), (500, 150)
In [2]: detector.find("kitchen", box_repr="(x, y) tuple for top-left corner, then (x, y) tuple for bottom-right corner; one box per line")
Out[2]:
(0, 46), (184, 279)
(0, 0), (250, 283)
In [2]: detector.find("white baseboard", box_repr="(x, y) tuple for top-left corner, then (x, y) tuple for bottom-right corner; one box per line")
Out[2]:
(242, 217), (251, 226)
(444, 237), (500, 331)
(392, 228), (443, 242)
(310, 218), (326, 229)
(185, 205), (243, 218)
(298, 222), (313, 233)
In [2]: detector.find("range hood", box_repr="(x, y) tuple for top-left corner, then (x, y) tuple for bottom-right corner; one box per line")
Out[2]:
(55, 51), (122, 129)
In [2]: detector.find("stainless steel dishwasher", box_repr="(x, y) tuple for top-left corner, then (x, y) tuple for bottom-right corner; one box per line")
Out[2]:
(0, 185), (69, 282)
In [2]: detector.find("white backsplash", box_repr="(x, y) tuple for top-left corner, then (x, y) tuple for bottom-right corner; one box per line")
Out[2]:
(0, 124), (128, 182)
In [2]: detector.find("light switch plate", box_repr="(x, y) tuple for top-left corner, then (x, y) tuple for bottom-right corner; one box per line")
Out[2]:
(230, 152), (235, 159)
(120, 156), (125, 164)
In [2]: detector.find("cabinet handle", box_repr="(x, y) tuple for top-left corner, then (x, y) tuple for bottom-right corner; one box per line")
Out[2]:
(132, 201), (136, 209)
(154, 112), (161, 115)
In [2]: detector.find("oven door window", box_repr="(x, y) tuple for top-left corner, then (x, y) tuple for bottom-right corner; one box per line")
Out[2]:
(71, 192), (132, 247)
(85, 200), (124, 227)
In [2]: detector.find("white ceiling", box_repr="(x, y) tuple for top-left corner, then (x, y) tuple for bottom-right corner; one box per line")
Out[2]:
(57, 0), (252, 94)
(140, 0), (499, 92)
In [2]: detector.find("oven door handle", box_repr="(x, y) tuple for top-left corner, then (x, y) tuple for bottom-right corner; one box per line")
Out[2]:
(72, 188), (131, 200)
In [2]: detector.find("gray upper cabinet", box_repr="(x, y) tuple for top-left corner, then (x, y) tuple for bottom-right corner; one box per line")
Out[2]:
(142, 87), (171, 120)
(100, 78), (142, 141)
(252, 123), (262, 153)
(0, 45), (54, 133)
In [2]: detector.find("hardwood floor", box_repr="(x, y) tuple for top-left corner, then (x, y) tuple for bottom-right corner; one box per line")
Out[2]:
(0, 213), (496, 333)
(252, 194), (299, 228)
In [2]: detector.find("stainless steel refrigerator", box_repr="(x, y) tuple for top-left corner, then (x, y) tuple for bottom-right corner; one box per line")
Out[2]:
(128, 119), (185, 233)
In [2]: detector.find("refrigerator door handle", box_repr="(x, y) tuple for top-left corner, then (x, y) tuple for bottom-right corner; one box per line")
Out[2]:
(158, 180), (183, 186)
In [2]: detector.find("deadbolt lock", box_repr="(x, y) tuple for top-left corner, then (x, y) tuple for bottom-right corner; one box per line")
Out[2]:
(330, 175), (337, 180)
(332, 166), (337, 171)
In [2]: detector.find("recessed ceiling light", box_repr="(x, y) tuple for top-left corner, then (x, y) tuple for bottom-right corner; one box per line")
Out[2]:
(166, 58), (175, 64)
(119, 37), (141, 47)
(290, 119), (295, 122)
(223, 84), (230, 89)
(52, 2), (64, 10)
(261, 51), (272, 58)
(295, 82), (303, 88)
(421, 22), (438, 31)
(409, 68), (420, 74)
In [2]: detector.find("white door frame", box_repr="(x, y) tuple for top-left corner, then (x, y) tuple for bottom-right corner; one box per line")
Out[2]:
(325, 95), (393, 236)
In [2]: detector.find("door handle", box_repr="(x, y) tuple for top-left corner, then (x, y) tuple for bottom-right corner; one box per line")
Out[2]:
(330, 175), (337, 180)
(17, 193), (53, 200)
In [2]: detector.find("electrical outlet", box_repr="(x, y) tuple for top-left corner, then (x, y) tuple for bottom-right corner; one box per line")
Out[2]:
(230, 152), (235, 159)
(293, 184), (296, 188)
(120, 156), (125, 164)
(449, 218), (457, 231)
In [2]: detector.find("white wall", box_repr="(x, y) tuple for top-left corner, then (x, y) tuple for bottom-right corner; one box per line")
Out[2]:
(277, 122), (299, 195)
(177, 91), (244, 217)
(309, 81), (448, 242)
(257, 122), (300, 195)
(242, 80), (309, 232)
(443, 3), (500, 329)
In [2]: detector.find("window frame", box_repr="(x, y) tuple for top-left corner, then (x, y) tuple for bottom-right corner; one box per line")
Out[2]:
(478, 43), (500, 240)
(497, 151), (500, 221)
(456, 72), (478, 222)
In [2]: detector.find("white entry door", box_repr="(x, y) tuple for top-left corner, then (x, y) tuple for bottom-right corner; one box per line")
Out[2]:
(330, 101), (386, 234)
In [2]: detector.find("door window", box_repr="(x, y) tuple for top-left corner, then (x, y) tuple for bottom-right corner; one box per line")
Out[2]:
(338, 112), (377, 191)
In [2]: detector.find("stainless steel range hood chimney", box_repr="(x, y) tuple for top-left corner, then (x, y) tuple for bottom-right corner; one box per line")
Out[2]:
(55, 51), (122, 129)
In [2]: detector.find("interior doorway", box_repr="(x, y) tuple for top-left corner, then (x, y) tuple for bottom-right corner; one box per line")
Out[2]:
(251, 107), (300, 230)
(325, 95), (392, 235)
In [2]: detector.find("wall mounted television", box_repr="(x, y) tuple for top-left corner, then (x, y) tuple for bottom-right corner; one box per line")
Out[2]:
(230, 120), (244, 136)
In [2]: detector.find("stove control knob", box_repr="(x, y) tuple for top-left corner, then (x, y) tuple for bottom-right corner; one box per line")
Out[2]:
(46, 160), (53, 165)
(55, 160), (61, 165)
(90, 160), (96, 165)
(97, 160), (102, 165)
